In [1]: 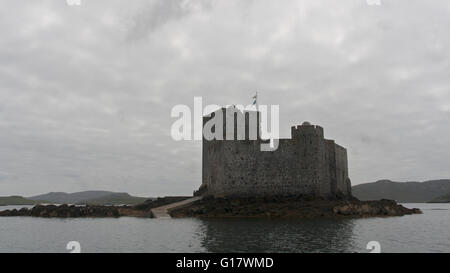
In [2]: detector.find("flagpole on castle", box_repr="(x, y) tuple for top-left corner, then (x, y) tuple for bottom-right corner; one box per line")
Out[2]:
(255, 91), (260, 140)
(253, 91), (258, 110)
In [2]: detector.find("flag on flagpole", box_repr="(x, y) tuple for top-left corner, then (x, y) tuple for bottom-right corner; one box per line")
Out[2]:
(252, 92), (257, 105)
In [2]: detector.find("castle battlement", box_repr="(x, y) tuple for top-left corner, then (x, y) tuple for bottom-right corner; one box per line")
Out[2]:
(291, 123), (324, 139)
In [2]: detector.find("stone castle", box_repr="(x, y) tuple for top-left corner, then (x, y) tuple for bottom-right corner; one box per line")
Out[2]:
(198, 107), (352, 198)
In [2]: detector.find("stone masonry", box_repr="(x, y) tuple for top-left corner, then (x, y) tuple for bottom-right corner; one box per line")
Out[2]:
(199, 107), (352, 198)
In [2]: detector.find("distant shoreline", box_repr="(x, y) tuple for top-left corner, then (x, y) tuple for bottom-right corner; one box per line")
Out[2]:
(0, 191), (152, 207)
(352, 179), (450, 203)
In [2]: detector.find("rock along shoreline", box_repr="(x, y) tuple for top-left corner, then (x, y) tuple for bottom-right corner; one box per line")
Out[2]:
(169, 196), (422, 219)
(0, 196), (422, 219)
(0, 197), (191, 218)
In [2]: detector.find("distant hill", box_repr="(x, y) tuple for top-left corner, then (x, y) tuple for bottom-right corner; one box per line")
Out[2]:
(75, 193), (149, 206)
(0, 196), (38, 206)
(428, 193), (450, 203)
(29, 191), (150, 205)
(352, 179), (450, 203)
(29, 191), (116, 204)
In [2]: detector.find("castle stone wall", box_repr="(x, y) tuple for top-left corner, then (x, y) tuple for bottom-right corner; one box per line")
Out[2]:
(201, 108), (352, 198)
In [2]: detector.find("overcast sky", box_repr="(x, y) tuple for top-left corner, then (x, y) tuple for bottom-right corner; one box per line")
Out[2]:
(0, 0), (449, 197)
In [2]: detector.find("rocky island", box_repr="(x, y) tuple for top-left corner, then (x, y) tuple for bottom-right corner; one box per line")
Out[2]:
(0, 197), (191, 218)
(169, 196), (421, 218)
(171, 112), (421, 219)
(0, 115), (424, 219)
(0, 195), (421, 219)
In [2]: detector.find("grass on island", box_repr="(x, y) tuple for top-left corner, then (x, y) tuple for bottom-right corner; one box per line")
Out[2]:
(428, 193), (450, 203)
(0, 196), (38, 206)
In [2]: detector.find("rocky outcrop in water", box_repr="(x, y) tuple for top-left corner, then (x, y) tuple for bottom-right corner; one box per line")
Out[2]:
(331, 199), (422, 217)
(169, 196), (422, 218)
(0, 197), (192, 218)
(0, 204), (121, 218)
(0, 196), (422, 219)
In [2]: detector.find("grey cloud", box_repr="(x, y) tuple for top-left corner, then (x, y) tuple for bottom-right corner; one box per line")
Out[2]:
(0, 0), (449, 196)
(126, 0), (211, 41)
